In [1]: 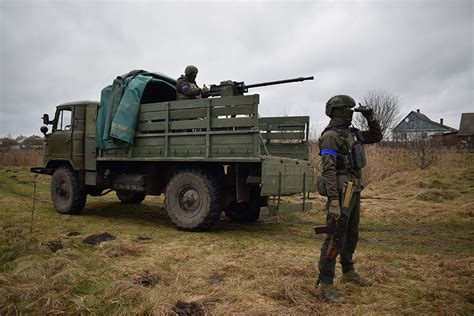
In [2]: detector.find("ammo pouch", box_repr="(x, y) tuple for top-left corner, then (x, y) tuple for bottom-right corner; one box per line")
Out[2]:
(351, 143), (367, 169)
(316, 176), (327, 196)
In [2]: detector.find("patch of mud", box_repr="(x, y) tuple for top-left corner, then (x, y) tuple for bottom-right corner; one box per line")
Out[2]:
(82, 232), (116, 245)
(134, 275), (156, 288)
(171, 301), (204, 316)
(415, 182), (427, 188)
(47, 240), (63, 252)
(209, 273), (224, 284)
(137, 235), (152, 241)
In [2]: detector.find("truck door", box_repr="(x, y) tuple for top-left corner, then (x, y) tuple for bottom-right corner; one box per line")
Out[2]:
(48, 106), (73, 162)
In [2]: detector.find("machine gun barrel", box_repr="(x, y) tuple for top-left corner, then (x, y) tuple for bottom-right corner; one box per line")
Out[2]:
(208, 75), (314, 97)
(245, 76), (314, 89)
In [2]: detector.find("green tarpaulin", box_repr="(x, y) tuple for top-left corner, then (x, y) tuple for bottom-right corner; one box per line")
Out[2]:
(96, 70), (177, 149)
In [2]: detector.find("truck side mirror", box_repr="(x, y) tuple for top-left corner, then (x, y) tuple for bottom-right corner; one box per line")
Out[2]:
(42, 114), (51, 125)
(40, 126), (49, 136)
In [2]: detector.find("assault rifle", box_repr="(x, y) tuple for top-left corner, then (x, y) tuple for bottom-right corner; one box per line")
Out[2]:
(208, 76), (314, 97)
(315, 181), (354, 285)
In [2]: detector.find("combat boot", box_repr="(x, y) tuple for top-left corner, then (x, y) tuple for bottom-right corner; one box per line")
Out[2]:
(341, 270), (372, 286)
(318, 283), (347, 304)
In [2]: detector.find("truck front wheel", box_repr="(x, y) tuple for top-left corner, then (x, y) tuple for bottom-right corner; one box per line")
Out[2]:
(116, 190), (146, 204)
(165, 170), (221, 231)
(51, 167), (86, 214)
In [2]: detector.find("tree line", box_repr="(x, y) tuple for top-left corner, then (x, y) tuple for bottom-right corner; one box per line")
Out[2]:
(0, 135), (43, 148)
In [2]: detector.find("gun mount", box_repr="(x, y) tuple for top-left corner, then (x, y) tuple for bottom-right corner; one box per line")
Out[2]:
(208, 76), (314, 97)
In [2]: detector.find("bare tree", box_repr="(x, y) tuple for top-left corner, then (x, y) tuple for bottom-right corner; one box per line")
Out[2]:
(353, 90), (401, 140)
(410, 132), (440, 170)
(414, 141), (437, 169)
(308, 122), (323, 141)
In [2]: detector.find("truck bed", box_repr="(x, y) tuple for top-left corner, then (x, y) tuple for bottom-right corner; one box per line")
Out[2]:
(97, 95), (310, 162)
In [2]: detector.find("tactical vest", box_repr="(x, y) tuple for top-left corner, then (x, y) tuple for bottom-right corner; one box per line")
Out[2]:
(331, 128), (366, 172)
(176, 77), (202, 100)
(316, 127), (366, 196)
(322, 127), (367, 189)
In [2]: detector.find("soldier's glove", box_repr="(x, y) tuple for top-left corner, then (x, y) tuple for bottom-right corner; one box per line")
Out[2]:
(356, 103), (375, 121)
(362, 109), (374, 121)
(327, 199), (341, 217)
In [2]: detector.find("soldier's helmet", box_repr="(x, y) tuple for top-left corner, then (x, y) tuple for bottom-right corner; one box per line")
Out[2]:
(185, 65), (198, 76)
(325, 95), (356, 117)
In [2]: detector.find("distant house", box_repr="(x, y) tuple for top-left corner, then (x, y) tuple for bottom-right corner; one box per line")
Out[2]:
(16, 136), (26, 144)
(458, 113), (474, 149)
(392, 109), (457, 141)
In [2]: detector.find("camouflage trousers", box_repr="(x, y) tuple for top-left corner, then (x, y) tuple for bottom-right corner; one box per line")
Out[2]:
(318, 191), (360, 285)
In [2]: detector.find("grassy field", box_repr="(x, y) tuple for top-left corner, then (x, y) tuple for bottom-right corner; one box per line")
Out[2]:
(0, 150), (473, 315)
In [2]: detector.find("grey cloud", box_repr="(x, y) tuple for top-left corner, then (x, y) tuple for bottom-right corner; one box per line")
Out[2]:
(1, 0), (472, 136)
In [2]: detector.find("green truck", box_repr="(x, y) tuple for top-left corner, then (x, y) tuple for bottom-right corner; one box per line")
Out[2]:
(31, 71), (314, 231)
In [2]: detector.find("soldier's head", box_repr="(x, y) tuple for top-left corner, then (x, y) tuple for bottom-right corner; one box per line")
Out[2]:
(325, 95), (355, 125)
(184, 65), (198, 81)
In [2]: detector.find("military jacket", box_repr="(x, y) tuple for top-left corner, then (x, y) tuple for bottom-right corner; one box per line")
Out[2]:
(176, 75), (207, 100)
(319, 119), (382, 200)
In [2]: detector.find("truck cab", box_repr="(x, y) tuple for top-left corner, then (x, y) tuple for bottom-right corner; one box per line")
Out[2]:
(39, 101), (94, 170)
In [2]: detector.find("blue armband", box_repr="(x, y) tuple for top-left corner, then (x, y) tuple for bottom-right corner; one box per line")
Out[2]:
(180, 84), (189, 92)
(320, 148), (337, 158)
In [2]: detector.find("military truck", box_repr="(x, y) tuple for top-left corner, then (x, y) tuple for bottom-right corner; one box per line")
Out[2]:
(31, 70), (314, 231)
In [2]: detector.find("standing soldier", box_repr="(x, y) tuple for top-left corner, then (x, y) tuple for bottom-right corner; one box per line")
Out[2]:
(316, 95), (383, 303)
(176, 65), (209, 100)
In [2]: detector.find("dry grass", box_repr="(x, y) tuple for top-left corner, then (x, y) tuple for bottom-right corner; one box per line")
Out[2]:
(309, 142), (472, 186)
(0, 148), (43, 167)
(0, 152), (473, 314)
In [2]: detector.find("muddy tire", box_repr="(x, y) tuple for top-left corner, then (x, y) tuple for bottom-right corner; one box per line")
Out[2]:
(51, 167), (86, 214)
(165, 170), (221, 231)
(116, 190), (146, 204)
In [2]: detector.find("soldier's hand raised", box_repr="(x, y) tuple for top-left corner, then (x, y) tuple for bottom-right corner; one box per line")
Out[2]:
(355, 103), (374, 121)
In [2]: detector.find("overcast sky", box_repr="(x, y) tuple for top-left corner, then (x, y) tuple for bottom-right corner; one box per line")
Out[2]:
(0, 0), (472, 137)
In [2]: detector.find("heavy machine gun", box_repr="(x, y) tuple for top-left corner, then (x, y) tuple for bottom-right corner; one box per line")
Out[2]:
(208, 76), (314, 97)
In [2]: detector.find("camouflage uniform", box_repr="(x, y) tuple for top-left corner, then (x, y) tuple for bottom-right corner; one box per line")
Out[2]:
(317, 95), (382, 301)
(176, 65), (209, 100)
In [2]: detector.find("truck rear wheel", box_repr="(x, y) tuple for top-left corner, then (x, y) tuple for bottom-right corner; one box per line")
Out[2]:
(51, 167), (86, 214)
(116, 190), (146, 204)
(165, 170), (221, 231)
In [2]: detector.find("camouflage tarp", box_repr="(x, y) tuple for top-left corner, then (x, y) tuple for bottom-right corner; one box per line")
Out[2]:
(96, 70), (176, 149)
